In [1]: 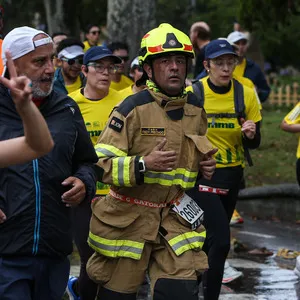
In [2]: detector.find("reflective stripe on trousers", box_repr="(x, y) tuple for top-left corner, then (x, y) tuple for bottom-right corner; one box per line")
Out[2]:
(88, 232), (144, 260)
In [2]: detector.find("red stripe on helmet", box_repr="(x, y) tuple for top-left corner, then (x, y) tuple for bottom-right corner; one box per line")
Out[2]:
(143, 33), (150, 39)
(148, 45), (164, 53)
(183, 44), (193, 51)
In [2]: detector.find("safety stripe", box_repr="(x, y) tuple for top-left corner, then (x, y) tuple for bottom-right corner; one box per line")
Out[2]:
(112, 158), (119, 186)
(288, 105), (300, 122)
(144, 168), (198, 188)
(112, 157), (132, 187)
(168, 231), (206, 256)
(88, 232), (144, 260)
(95, 143), (127, 158)
(123, 157), (131, 186)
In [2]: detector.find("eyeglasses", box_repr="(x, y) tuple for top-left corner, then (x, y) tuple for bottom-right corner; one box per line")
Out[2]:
(210, 58), (238, 69)
(61, 57), (83, 65)
(90, 30), (100, 35)
(87, 63), (116, 74)
(119, 56), (129, 62)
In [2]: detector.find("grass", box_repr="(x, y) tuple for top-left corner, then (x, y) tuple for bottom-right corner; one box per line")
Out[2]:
(244, 107), (298, 187)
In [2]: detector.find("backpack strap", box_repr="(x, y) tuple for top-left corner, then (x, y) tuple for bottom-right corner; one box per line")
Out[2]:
(192, 81), (204, 107)
(233, 79), (246, 124)
(233, 79), (253, 167)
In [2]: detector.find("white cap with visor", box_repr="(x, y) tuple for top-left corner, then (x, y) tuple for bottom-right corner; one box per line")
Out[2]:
(1, 26), (53, 76)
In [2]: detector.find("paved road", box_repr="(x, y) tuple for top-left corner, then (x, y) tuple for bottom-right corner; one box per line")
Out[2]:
(70, 216), (300, 299)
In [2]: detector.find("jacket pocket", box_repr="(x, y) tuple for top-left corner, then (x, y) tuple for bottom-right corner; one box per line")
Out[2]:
(89, 196), (145, 260)
(185, 134), (213, 156)
(91, 195), (141, 228)
(86, 252), (114, 285)
(160, 211), (206, 257)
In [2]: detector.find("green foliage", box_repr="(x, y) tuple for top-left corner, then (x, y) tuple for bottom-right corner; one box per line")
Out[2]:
(239, 0), (300, 68)
(244, 108), (298, 186)
(156, 0), (239, 38)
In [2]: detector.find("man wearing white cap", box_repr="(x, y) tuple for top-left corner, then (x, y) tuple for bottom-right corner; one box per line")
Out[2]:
(54, 38), (85, 95)
(118, 56), (146, 99)
(227, 31), (270, 103)
(0, 26), (98, 300)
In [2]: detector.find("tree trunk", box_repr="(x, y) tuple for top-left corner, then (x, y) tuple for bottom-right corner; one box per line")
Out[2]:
(43, 0), (67, 35)
(107, 0), (156, 60)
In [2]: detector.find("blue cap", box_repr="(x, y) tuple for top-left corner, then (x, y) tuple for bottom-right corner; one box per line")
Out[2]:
(83, 46), (122, 65)
(205, 39), (237, 59)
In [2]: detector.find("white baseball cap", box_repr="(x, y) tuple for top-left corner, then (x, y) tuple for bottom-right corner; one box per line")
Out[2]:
(227, 31), (248, 44)
(130, 57), (139, 69)
(57, 45), (84, 59)
(2, 26), (53, 76)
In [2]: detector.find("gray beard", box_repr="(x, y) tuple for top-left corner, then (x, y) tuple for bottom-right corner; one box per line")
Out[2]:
(31, 78), (54, 98)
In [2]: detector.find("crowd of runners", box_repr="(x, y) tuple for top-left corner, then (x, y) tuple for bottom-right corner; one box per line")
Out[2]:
(0, 11), (299, 300)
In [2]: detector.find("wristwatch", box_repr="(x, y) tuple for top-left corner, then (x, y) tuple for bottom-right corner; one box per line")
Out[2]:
(139, 158), (147, 173)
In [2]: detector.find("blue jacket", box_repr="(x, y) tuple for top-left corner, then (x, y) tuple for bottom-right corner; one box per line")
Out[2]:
(195, 58), (271, 102)
(53, 68), (85, 95)
(0, 86), (98, 258)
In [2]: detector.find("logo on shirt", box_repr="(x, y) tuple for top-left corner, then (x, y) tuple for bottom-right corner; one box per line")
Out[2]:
(109, 117), (124, 133)
(140, 127), (165, 136)
(208, 122), (235, 129)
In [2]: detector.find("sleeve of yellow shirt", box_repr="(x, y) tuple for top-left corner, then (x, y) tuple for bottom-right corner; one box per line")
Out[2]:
(243, 85), (262, 123)
(284, 103), (300, 125)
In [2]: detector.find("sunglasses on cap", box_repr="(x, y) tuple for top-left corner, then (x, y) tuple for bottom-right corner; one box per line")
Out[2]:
(119, 56), (129, 62)
(90, 30), (100, 35)
(61, 57), (83, 65)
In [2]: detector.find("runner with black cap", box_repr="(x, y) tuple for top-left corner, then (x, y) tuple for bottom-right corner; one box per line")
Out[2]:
(186, 39), (262, 299)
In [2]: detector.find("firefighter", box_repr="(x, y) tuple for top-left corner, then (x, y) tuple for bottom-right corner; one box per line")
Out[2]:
(87, 23), (217, 300)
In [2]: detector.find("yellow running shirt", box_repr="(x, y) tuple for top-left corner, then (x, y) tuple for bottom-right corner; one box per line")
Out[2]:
(110, 74), (133, 91)
(187, 77), (262, 168)
(68, 88), (123, 194)
(65, 76), (82, 94)
(233, 58), (247, 78)
(83, 40), (101, 52)
(284, 102), (300, 158)
(118, 84), (134, 100)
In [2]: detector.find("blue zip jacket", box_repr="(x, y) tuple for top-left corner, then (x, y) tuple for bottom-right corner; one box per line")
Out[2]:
(195, 58), (271, 103)
(53, 68), (85, 95)
(0, 85), (98, 258)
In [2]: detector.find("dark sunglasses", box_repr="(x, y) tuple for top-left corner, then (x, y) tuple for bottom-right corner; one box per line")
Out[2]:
(61, 57), (83, 65)
(90, 30), (100, 35)
(119, 56), (129, 62)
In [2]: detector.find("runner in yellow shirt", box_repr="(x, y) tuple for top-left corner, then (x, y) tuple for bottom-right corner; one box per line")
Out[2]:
(186, 39), (261, 298)
(107, 42), (133, 90)
(118, 56), (146, 99)
(83, 24), (102, 52)
(281, 102), (300, 185)
(67, 46), (123, 300)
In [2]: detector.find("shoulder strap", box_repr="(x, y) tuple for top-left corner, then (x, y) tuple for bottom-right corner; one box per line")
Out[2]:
(233, 79), (253, 167)
(233, 79), (245, 122)
(191, 81), (204, 107)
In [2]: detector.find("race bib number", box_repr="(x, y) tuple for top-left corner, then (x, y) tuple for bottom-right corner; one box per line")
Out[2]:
(172, 193), (204, 230)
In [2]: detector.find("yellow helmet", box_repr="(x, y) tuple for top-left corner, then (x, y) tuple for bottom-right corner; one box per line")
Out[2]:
(138, 23), (194, 65)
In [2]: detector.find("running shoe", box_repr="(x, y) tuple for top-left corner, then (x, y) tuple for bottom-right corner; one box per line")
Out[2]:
(66, 276), (80, 300)
(294, 255), (300, 278)
(230, 209), (244, 225)
(222, 261), (243, 284)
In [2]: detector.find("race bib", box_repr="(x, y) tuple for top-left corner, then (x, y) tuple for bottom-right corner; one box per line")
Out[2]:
(172, 193), (204, 230)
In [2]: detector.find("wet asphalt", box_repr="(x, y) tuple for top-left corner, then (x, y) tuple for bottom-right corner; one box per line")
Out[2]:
(70, 216), (300, 299)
